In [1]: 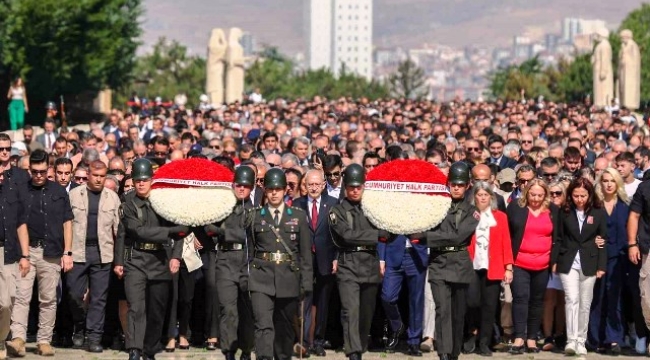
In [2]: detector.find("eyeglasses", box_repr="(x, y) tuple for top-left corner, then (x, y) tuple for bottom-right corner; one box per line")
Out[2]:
(287, 182), (297, 189)
(268, 163), (279, 168)
(209, 145), (221, 150)
(550, 191), (563, 197)
(542, 172), (558, 178)
(0, 147), (11, 152)
(224, 151), (236, 156)
(75, 176), (88, 181)
(31, 170), (48, 176)
(256, 178), (264, 185)
(325, 171), (341, 178)
(466, 148), (480, 152)
(307, 183), (323, 188)
(517, 178), (533, 185)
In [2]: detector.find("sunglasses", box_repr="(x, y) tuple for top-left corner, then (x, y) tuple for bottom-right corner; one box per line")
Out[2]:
(75, 176), (88, 181)
(256, 178), (265, 185)
(224, 151), (236, 156)
(0, 147), (11, 152)
(521, 140), (533, 144)
(517, 178), (532, 185)
(466, 148), (480, 152)
(268, 163), (279, 168)
(325, 171), (341, 178)
(550, 191), (563, 197)
(209, 146), (221, 150)
(287, 182), (297, 189)
(542, 172), (558, 178)
(31, 169), (48, 176)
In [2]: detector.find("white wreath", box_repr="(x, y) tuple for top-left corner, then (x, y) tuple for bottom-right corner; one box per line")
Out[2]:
(149, 187), (236, 226)
(361, 190), (451, 234)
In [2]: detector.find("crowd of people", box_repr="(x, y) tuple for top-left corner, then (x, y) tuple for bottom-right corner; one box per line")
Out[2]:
(0, 94), (650, 360)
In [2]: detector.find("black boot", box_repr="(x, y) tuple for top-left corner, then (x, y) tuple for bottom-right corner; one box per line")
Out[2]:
(385, 323), (405, 352)
(407, 344), (423, 356)
(72, 329), (85, 349)
(438, 354), (450, 360)
(239, 352), (252, 360)
(224, 351), (236, 360)
(128, 349), (141, 360)
(87, 340), (103, 353)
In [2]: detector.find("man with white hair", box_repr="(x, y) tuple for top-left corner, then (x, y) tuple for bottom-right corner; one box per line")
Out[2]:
(265, 153), (281, 168)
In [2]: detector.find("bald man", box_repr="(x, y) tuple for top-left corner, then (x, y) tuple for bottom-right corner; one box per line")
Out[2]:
(471, 164), (507, 212)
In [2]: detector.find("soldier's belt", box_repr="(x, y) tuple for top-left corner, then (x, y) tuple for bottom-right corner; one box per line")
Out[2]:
(343, 245), (376, 252)
(218, 243), (244, 251)
(431, 246), (467, 253)
(133, 242), (164, 251)
(255, 251), (291, 263)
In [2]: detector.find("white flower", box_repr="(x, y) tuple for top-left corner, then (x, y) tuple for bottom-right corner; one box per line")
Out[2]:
(150, 188), (237, 226)
(361, 190), (451, 234)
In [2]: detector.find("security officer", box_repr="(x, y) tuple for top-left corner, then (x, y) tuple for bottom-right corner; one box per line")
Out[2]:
(247, 168), (312, 360)
(115, 159), (186, 360)
(204, 166), (255, 360)
(328, 164), (384, 360)
(412, 161), (479, 360)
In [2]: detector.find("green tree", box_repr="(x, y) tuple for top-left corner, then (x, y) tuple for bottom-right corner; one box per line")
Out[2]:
(487, 57), (547, 100)
(616, 4), (650, 101)
(0, 0), (142, 122)
(114, 37), (206, 108)
(388, 59), (428, 99)
(554, 54), (593, 102)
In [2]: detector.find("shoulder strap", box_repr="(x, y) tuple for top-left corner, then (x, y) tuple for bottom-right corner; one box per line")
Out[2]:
(131, 199), (143, 223)
(268, 224), (296, 260)
(346, 211), (354, 230)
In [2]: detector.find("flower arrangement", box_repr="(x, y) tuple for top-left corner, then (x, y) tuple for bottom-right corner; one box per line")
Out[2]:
(149, 158), (236, 226)
(361, 159), (451, 234)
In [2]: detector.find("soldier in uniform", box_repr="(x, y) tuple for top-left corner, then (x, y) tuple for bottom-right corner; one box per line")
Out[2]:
(412, 161), (479, 360)
(247, 168), (312, 360)
(328, 164), (385, 360)
(114, 159), (186, 360)
(204, 166), (255, 360)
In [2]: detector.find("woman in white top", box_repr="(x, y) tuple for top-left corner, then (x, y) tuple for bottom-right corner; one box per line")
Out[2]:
(7, 77), (28, 130)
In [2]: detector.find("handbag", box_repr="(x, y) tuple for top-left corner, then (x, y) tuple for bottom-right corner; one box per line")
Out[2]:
(182, 232), (203, 273)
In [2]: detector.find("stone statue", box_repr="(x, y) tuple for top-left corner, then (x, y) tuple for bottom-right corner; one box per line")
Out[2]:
(225, 27), (245, 104)
(591, 28), (614, 108)
(618, 29), (641, 110)
(206, 28), (227, 106)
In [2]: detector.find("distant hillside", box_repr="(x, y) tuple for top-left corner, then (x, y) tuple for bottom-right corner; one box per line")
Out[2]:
(141, 0), (640, 55)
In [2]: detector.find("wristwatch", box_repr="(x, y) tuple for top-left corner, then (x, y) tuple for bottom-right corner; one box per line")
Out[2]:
(63, 251), (72, 256)
(21, 255), (29, 259)
(629, 243), (639, 248)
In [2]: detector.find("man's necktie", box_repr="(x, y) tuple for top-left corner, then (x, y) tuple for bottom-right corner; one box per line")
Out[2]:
(274, 209), (280, 226)
(311, 200), (318, 230)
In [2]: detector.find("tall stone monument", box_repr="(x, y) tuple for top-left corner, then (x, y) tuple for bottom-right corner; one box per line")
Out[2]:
(225, 27), (245, 104)
(618, 29), (641, 110)
(206, 28), (228, 106)
(591, 28), (614, 108)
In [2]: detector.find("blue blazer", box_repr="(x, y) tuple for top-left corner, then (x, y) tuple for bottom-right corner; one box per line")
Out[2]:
(378, 235), (428, 269)
(294, 194), (339, 276)
(606, 200), (629, 258)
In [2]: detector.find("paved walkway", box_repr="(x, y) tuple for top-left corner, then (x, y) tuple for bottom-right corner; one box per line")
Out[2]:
(13, 342), (642, 360)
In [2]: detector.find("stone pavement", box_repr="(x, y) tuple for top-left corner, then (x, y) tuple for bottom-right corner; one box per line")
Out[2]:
(12, 342), (643, 360)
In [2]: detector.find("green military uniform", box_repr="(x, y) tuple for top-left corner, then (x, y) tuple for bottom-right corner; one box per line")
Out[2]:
(119, 159), (186, 360)
(423, 162), (479, 360)
(247, 168), (312, 360)
(328, 164), (381, 360)
(204, 167), (255, 359)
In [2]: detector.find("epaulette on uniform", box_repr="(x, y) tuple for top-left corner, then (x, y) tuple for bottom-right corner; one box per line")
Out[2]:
(290, 206), (305, 213)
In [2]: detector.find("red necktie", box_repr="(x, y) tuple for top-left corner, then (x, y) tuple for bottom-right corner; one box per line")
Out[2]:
(311, 200), (318, 230)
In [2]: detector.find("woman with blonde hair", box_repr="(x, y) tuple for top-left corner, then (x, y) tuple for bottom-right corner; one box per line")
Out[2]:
(507, 179), (561, 353)
(588, 168), (630, 354)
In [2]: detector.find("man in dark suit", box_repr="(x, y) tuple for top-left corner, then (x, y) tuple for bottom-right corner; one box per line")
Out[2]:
(242, 162), (264, 206)
(485, 135), (517, 170)
(35, 119), (58, 153)
(294, 170), (338, 356)
(379, 234), (428, 356)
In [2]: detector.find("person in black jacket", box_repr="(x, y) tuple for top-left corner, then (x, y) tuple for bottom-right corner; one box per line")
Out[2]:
(552, 178), (607, 356)
(117, 159), (186, 360)
(417, 161), (479, 360)
(328, 164), (383, 360)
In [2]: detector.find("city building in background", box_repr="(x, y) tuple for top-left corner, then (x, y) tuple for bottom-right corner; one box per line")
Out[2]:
(305, 0), (373, 80)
